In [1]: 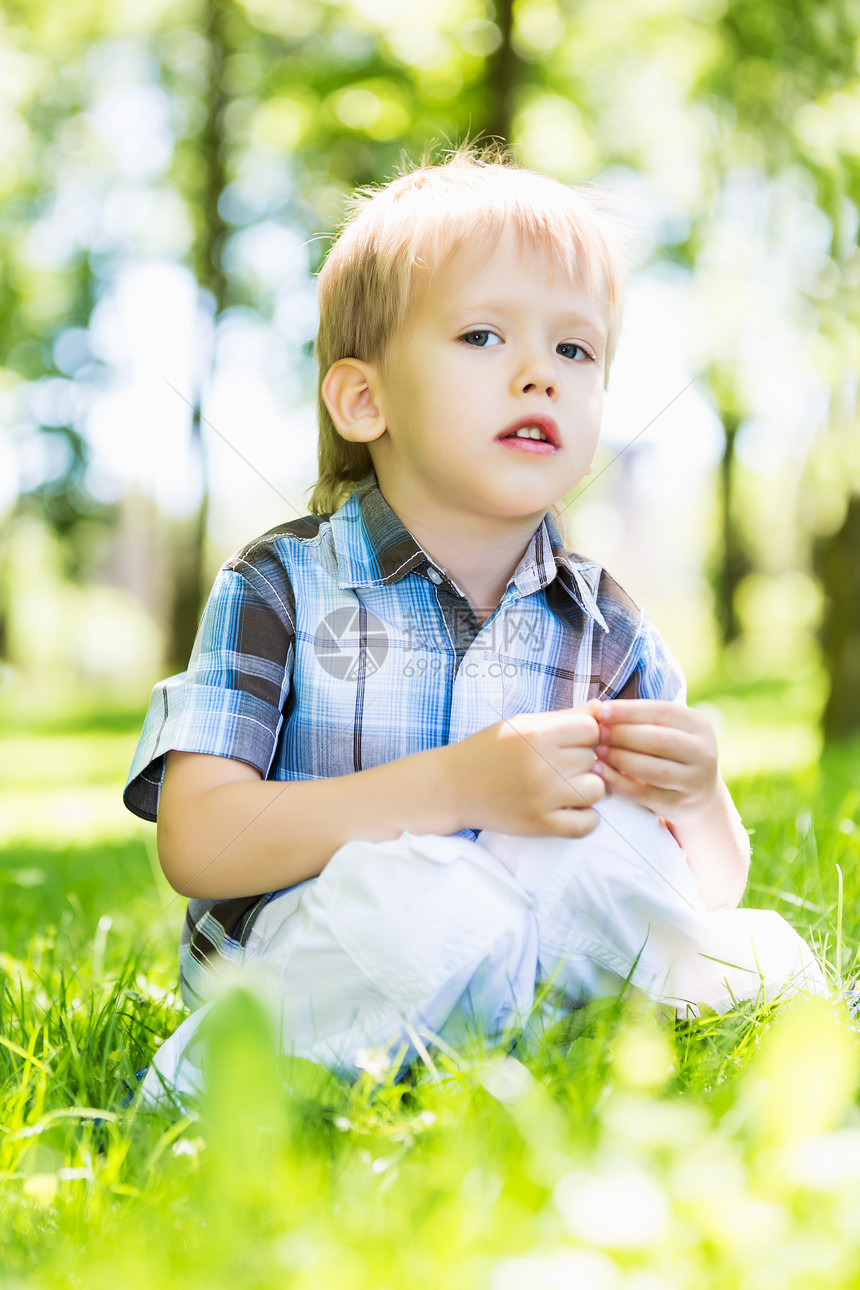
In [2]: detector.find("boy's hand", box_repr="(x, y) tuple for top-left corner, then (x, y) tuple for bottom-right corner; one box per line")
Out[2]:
(590, 699), (720, 829)
(452, 708), (605, 838)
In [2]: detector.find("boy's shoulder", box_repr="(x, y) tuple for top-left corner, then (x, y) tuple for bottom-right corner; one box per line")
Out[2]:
(230, 511), (326, 550)
(209, 511), (337, 628)
(224, 480), (372, 576)
(224, 510), (334, 576)
(221, 477), (414, 593)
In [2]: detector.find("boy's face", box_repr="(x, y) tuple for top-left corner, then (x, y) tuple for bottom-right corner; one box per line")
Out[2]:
(362, 230), (609, 532)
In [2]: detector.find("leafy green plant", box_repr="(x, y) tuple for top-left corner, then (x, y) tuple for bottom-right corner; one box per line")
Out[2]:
(1, 696), (859, 1288)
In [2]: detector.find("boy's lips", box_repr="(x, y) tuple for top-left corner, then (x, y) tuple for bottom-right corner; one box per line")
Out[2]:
(495, 414), (561, 453)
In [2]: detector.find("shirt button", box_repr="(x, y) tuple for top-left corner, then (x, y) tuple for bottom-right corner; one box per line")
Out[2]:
(427, 566), (443, 585)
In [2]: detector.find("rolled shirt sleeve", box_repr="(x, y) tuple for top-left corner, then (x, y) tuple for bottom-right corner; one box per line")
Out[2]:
(611, 613), (687, 704)
(586, 562), (687, 707)
(123, 565), (295, 822)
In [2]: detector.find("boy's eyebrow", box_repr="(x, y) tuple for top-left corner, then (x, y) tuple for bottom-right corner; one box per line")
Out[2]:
(445, 298), (608, 337)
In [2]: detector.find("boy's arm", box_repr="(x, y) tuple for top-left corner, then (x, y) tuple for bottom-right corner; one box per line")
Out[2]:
(591, 699), (750, 911)
(157, 708), (606, 898)
(157, 746), (461, 898)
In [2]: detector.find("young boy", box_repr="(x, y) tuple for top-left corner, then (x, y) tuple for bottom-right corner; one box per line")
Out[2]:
(124, 147), (822, 1107)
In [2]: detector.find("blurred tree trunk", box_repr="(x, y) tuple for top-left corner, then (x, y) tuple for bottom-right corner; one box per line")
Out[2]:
(0, 575), (8, 663)
(708, 369), (750, 647)
(483, 0), (518, 143)
(166, 0), (231, 669)
(707, 0), (860, 732)
(715, 408), (748, 645)
(815, 494), (860, 741)
(814, 175), (860, 740)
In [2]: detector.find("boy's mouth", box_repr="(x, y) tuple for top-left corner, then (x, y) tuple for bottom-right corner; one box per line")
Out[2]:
(496, 415), (560, 452)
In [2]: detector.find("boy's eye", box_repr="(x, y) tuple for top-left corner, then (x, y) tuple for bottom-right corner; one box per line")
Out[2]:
(557, 342), (593, 362)
(460, 330), (501, 348)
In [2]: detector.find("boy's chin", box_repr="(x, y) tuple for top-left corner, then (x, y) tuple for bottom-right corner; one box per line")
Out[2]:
(488, 476), (586, 516)
(481, 493), (566, 523)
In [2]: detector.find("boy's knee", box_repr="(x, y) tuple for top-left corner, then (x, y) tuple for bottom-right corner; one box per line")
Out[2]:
(314, 832), (532, 999)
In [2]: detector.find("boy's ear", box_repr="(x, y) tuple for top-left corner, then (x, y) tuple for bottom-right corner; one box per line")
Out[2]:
(321, 359), (387, 443)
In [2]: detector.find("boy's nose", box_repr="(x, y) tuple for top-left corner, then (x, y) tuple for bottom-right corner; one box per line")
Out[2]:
(514, 361), (558, 399)
(521, 376), (557, 397)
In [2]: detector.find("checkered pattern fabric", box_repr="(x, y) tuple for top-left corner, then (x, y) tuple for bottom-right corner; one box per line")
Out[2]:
(123, 471), (685, 1007)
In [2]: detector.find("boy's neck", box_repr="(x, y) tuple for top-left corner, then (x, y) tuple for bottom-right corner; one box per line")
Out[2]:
(379, 489), (546, 625)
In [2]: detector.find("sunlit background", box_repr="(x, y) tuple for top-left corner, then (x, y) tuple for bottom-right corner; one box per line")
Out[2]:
(1, 0), (859, 775)
(3, 7), (860, 1283)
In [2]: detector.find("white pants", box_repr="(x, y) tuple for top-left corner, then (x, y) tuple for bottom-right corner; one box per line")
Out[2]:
(139, 796), (824, 1110)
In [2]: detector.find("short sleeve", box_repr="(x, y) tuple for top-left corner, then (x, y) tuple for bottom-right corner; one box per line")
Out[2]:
(123, 564), (295, 822)
(586, 561), (688, 705)
(608, 613), (687, 704)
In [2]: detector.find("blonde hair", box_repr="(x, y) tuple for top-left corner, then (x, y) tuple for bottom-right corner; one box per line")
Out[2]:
(309, 143), (627, 517)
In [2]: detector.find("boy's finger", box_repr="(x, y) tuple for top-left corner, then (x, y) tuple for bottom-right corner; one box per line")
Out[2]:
(506, 711), (599, 754)
(595, 761), (640, 794)
(597, 747), (686, 790)
(548, 806), (601, 838)
(599, 722), (695, 763)
(597, 762), (681, 815)
(563, 771), (606, 807)
(552, 712), (600, 746)
(596, 700), (695, 729)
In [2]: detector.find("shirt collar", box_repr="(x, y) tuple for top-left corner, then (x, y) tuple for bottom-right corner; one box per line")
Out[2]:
(330, 472), (429, 588)
(538, 512), (609, 632)
(329, 471), (608, 632)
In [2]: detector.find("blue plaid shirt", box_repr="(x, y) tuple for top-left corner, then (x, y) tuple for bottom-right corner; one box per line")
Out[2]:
(124, 471), (685, 1005)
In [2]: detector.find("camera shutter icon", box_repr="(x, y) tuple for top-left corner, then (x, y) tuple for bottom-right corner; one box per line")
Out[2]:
(314, 607), (389, 681)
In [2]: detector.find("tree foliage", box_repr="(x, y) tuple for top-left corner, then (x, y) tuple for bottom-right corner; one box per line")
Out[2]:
(0, 0), (858, 730)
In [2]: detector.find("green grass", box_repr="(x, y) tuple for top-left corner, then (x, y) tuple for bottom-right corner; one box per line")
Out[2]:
(2, 679), (860, 1288)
